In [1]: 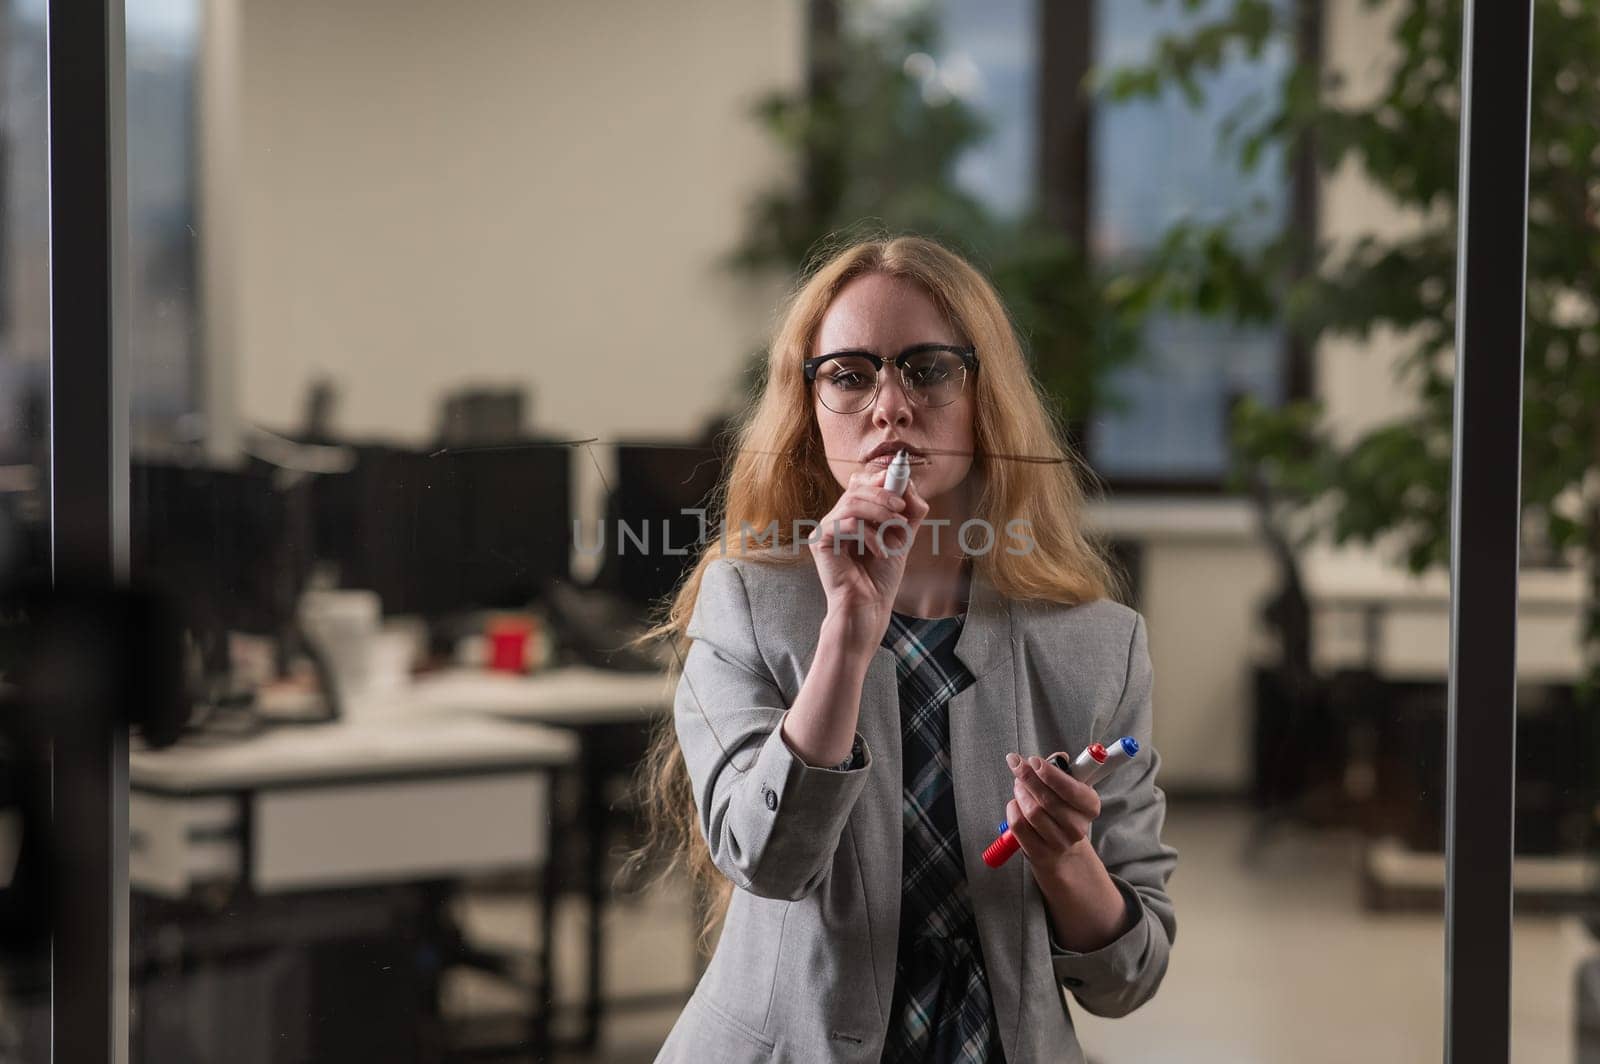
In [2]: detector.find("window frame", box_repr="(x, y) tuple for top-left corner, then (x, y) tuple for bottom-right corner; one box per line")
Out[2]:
(1041, 0), (1322, 495)
(801, 0), (1325, 496)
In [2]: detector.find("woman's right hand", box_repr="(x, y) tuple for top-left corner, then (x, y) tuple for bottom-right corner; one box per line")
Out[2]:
(810, 467), (929, 642)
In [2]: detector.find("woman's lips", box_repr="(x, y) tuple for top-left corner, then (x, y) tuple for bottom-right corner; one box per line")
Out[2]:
(867, 452), (927, 466)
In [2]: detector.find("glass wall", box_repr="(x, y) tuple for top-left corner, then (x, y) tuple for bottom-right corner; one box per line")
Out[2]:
(0, 0), (50, 1057)
(101, 0), (1523, 1061)
(1511, 2), (1600, 1059)
(121, 0), (749, 1059)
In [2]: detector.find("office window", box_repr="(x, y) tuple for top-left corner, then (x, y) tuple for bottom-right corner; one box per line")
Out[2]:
(844, 0), (1036, 217)
(842, 0), (1298, 487)
(1087, 0), (1293, 483)
(5, 0), (203, 454)
(929, 0), (1036, 218)
(126, 0), (203, 453)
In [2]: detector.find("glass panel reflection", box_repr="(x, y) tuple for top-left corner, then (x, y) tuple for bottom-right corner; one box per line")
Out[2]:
(1510, 2), (1600, 1059)
(112, 1), (1489, 1061)
(0, 0), (50, 1056)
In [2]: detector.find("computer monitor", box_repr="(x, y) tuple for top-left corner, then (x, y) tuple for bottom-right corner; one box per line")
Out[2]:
(130, 460), (296, 640)
(606, 441), (725, 610)
(311, 440), (571, 617)
(128, 460), (303, 705)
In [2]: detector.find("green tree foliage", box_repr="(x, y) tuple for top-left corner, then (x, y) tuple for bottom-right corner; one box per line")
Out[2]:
(729, 2), (1144, 440)
(1104, 0), (1600, 668)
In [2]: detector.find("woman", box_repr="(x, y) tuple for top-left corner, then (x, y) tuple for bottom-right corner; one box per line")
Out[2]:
(640, 235), (1176, 1063)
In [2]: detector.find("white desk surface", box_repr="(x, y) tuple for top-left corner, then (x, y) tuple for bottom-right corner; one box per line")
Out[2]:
(129, 716), (577, 794)
(1301, 544), (1585, 608)
(400, 664), (676, 725)
(1292, 546), (1588, 683)
(130, 666), (670, 794)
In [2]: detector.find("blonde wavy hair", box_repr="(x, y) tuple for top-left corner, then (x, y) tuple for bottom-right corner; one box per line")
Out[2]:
(626, 233), (1122, 948)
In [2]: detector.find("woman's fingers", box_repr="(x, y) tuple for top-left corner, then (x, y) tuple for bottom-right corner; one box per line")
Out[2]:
(836, 499), (905, 528)
(875, 517), (913, 555)
(1006, 798), (1038, 848)
(849, 469), (918, 517)
(1017, 754), (1100, 819)
(815, 477), (916, 559)
(1009, 755), (1096, 847)
(1006, 797), (1069, 859)
(847, 480), (908, 515)
(848, 469), (891, 491)
(1011, 780), (1075, 850)
(817, 516), (883, 558)
(819, 509), (899, 555)
(837, 482), (905, 521)
(816, 468), (926, 565)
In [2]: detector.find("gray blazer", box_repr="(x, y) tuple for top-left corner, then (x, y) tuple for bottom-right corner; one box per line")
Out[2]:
(655, 551), (1177, 1063)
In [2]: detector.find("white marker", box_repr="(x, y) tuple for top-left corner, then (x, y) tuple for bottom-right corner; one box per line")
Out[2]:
(1066, 736), (1141, 787)
(884, 449), (912, 496)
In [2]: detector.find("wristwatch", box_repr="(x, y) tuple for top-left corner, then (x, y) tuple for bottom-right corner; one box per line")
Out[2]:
(834, 734), (865, 772)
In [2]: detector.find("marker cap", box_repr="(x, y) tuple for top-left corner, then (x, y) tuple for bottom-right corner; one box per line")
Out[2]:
(982, 829), (1020, 868)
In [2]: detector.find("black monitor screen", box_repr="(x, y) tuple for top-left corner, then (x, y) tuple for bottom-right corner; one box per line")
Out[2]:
(313, 442), (571, 617)
(130, 461), (294, 638)
(609, 442), (724, 610)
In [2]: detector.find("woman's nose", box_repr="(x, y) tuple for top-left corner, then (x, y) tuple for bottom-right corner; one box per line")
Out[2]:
(872, 373), (913, 428)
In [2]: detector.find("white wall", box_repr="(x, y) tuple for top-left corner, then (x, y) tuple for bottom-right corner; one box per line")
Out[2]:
(207, 0), (802, 446)
(1317, 0), (1433, 444)
(1087, 499), (1277, 791)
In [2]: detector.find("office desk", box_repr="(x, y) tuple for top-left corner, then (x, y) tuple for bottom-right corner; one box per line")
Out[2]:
(130, 716), (576, 895)
(129, 716), (577, 1062)
(404, 665), (678, 1048)
(1300, 546), (1586, 683)
(1264, 547), (1592, 910)
(405, 664), (675, 725)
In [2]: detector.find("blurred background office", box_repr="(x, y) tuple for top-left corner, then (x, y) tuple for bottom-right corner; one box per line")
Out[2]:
(0, 0), (1596, 1061)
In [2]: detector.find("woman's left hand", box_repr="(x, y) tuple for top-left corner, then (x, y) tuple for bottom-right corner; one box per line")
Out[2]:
(1005, 751), (1137, 952)
(1004, 752), (1103, 884)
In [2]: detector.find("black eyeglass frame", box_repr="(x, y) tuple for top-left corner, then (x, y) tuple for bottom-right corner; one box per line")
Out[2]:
(802, 343), (979, 410)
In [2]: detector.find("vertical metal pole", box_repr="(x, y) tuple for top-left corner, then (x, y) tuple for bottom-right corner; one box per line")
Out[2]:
(1444, 1), (1533, 1062)
(47, 0), (129, 1059)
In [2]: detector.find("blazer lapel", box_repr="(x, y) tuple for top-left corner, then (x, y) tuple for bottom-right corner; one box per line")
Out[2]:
(948, 566), (1023, 1055)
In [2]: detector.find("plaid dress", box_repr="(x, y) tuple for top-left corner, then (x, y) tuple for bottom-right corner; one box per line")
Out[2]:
(880, 610), (1005, 1064)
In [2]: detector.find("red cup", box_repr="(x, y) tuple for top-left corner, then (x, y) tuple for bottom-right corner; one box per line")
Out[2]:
(487, 617), (533, 673)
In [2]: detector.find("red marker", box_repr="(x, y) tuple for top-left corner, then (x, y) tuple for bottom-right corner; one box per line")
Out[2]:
(982, 738), (1141, 869)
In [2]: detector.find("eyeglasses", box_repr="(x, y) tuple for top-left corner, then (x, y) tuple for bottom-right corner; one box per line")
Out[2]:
(803, 344), (978, 414)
